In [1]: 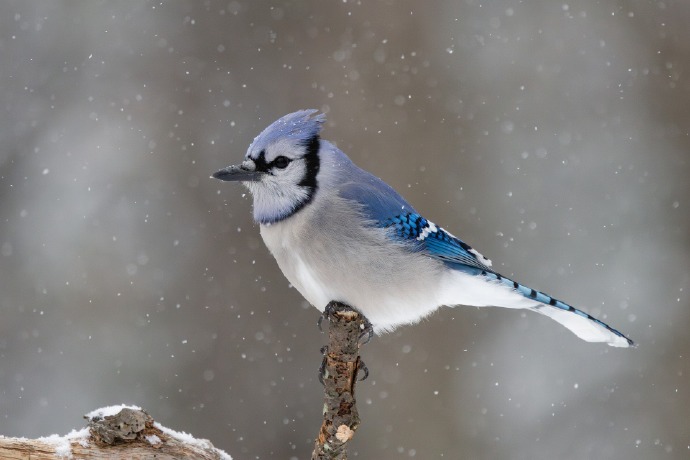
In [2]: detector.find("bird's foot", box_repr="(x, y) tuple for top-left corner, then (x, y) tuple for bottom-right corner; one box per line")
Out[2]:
(319, 304), (374, 347)
(358, 318), (374, 346)
(317, 303), (339, 332)
(357, 359), (369, 381)
(318, 345), (328, 386)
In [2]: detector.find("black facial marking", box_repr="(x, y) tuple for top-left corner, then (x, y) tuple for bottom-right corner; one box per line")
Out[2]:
(254, 150), (269, 172)
(298, 135), (320, 189)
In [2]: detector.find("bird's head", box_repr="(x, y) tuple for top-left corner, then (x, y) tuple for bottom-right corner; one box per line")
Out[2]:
(213, 110), (325, 224)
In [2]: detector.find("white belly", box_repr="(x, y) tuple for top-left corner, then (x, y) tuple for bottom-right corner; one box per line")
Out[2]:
(258, 205), (448, 333)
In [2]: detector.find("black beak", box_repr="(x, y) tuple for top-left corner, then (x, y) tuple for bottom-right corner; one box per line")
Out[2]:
(212, 163), (263, 182)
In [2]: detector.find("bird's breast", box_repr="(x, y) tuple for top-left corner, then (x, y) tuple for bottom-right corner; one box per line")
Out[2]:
(259, 217), (335, 309)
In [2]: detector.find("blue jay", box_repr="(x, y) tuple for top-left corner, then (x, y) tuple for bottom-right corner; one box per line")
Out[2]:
(213, 110), (633, 348)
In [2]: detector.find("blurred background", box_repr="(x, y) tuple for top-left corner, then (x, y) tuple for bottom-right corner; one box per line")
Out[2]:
(1, 1), (688, 458)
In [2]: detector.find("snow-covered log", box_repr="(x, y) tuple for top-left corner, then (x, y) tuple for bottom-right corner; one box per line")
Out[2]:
(0, 405), (232, 460)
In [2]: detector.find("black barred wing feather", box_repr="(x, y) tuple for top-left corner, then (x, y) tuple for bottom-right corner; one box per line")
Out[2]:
(382, 213), (494, 274)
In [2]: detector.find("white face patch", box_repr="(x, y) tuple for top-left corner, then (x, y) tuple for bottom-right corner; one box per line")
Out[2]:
(243, 138), (320, 225)
(247, 160), (311, 223)
(269, 157), (307, 186)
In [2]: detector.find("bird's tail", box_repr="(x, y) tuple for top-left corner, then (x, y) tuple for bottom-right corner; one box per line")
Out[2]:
(481, 271), (634, 348)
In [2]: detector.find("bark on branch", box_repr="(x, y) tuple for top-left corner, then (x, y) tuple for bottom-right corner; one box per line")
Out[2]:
(312, 301), (370, 460)
(0, 405), (231, 459)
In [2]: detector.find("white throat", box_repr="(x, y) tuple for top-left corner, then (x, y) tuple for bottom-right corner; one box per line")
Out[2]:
(246, 179), (313, 225)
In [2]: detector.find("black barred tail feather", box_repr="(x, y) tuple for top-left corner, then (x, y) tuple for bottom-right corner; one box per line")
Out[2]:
(481, 271), (634, 348)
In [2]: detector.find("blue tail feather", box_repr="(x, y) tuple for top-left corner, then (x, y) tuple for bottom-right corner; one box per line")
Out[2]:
(481, 270), (634, 347)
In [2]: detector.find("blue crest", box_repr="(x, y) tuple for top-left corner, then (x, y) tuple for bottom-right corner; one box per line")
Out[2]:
(247, 109), (326, 158)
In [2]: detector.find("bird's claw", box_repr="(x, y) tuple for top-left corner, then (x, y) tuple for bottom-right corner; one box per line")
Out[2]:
(358, 319), (374, 346)
(357, 359), (369, 381)
(318, 345), (328, 386)
(317, 303), (339, 332)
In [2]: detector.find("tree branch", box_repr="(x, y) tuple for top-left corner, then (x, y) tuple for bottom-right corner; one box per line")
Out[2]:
(312, 301), (370, 460)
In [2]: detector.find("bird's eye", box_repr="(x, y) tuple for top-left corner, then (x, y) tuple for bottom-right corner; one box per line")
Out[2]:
(273, 156), (291, 169)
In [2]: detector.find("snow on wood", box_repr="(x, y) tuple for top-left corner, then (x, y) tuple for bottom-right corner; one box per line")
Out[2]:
(0, 406), (232, 460)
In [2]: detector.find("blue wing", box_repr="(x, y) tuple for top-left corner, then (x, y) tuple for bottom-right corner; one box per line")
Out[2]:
(337, 171), (493, 274)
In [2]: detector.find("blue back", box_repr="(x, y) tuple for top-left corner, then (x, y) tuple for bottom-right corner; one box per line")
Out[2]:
(335, 154), (493, 274)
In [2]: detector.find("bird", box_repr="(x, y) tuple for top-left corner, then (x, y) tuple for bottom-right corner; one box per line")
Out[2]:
(212, 109), (633, 348)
